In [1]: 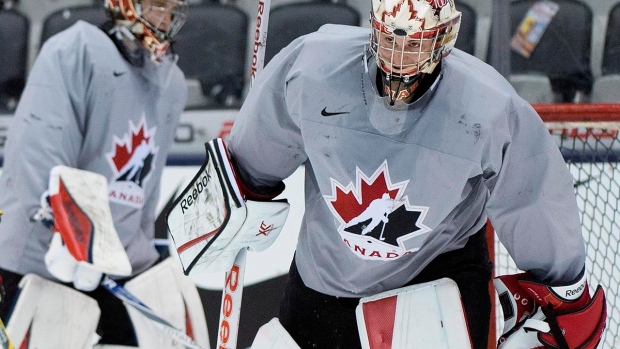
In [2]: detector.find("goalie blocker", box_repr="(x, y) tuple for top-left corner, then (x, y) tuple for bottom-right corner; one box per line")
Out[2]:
(166, 138), (290, 275)
(494, 269), (606, 349)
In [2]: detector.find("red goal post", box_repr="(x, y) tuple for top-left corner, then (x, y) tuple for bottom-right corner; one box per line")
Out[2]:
(487, 103), (620, 349)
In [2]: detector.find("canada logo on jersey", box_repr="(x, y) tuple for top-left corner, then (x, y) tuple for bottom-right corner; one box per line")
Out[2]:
(106, 114), (159, 208)
(324, 161), (431, 261)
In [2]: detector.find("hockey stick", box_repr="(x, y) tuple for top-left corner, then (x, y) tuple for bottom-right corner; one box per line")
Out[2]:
(101, 276), (205, 349)
(214, 2), (271, 349)
(249, 0), (271, 86)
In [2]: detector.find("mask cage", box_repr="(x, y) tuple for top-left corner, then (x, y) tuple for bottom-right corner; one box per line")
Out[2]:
(369, 14), (460, 80)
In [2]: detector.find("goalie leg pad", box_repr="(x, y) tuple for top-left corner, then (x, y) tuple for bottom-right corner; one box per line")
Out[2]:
(122, 257), (209, 349)
(356, 278), (472, 349)
(251, 317), (300, 349)
(6, 274), (101, 349)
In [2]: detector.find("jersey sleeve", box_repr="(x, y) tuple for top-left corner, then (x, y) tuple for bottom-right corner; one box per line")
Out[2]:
(1, 33), (88, 218)
(227, 37), (308, 189)
(484, 100), (586, 284)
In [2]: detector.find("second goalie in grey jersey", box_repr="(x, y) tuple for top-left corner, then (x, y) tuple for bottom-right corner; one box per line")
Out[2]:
(227, 0), (592, 348)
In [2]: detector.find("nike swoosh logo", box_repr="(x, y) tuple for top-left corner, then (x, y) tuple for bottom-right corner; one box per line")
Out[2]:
(113, 71), (126, 77)
(321, 107), (350, 117)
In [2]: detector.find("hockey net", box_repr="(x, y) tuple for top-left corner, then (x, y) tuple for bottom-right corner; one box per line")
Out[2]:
(489, 103), (620, 349)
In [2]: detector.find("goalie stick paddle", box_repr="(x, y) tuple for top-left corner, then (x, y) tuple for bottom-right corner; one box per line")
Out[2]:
(216, 248), (247, 349)
(215, 1), (271, 349)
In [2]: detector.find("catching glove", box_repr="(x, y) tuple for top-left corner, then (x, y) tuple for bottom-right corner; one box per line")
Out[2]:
(494, 270), (606, 349)
(43, 166), (132, 291)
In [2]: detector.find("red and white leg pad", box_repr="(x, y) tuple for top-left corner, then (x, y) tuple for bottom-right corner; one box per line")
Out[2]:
(6, 274), (101, 348)
(356, 278), (472, 349)
(121, 257), (210, 349)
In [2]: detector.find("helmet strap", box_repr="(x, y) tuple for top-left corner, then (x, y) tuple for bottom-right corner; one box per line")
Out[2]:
(377, 60), (443, 106)
(379, 69), (423, 106)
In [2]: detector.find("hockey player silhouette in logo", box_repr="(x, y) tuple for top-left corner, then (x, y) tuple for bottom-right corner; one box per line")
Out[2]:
(116, 140), (155, 187)
(344, 193), (393, 238)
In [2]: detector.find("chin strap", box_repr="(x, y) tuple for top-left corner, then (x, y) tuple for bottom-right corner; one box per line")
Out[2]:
(107, 23), (145, 67)
(109, 20), (169, 64)
(380, 69), (422, 105)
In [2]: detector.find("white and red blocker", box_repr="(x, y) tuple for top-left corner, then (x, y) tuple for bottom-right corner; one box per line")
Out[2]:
(356, 278), (472, 349)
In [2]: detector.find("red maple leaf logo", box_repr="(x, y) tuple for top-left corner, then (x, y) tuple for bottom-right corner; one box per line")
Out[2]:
(111, 123), (151, 172)
(325, 161), (408, 224)
(382, 0), (418, 22)
(324, 161), (432, 260)
(106, 115), (158, 178)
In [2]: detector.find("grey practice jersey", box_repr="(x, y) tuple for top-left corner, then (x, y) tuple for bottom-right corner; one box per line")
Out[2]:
(0, 21), (187, 279)
(228, 25), (586, 298)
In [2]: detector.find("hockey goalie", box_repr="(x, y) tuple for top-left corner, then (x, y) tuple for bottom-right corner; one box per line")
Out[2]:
(168, 0), (608, 345)
(1, 166), (209, 349)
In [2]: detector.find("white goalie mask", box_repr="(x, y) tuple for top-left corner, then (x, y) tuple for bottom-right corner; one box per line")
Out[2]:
(370, 0), (461, 104)
(105, 0), (188, 62)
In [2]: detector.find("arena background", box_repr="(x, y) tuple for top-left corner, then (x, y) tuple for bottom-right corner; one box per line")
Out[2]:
(2, 0), (620, 347)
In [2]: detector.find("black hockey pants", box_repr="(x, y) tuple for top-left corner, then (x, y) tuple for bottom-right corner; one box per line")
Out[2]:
(279, 226), (494, 349)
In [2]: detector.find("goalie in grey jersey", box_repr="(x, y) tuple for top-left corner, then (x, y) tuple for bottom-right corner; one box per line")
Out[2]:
(0, 1), (209, 348)
(222, 0), (607, 348)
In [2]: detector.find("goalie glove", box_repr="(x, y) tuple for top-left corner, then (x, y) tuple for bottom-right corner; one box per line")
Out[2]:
(45, 233), (103, 291)
(166, 138), (290, 275)
(494, 270), (606, 349)
(43, 166), (132, 291)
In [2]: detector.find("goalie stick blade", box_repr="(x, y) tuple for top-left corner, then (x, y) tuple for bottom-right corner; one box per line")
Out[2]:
(166, 139), (246, 275)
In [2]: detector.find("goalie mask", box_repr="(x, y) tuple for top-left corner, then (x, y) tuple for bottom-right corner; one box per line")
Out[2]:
(370, 0), (461, 105)
(105, 0), (188, 63)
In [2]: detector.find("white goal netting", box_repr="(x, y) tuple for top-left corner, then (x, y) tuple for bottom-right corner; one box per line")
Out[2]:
(492, 104), (620, 348)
